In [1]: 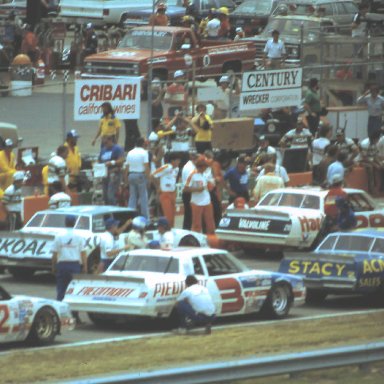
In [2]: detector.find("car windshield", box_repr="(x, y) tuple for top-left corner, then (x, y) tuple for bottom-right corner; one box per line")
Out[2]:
(110, 254), (180, 273)
(119, 29), (173, 50)
(258, 192), (320, 209)
(234, 0), (272, 14)
(262, 18), (323, 38)
(25, 213), (90, 230)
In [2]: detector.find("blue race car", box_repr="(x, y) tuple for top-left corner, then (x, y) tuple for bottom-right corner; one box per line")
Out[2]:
(278, 230), (384, 304)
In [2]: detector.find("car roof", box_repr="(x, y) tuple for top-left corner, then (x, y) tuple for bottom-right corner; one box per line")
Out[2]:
(272, 14), (334, 22)
(125, 247), (226, 257)
(330, 230), (384, 239)
(37, 206), (135, 216)
(264, 187), (365, 197)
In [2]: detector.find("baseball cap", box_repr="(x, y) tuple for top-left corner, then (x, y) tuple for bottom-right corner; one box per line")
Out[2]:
(158, 216), (169, 228)
(219, 75), (230, 84)
(13, 171), (25, 181)
(86, 22), (93, 29)
(330, 173), (343, 185)
(67, 129), (80, 138)
(174, 70), (184, 78)
(4, 138), (13, 147)
(236, 27), (243, 33)
(105, 217), (120, 229)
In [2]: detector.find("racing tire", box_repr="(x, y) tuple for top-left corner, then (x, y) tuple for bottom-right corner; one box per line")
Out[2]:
(8, 267), (35, 280)
(26, 307), (59, 346)
(88, 312), (114, 327)
(87, 249), (100, 275)
(305, 289), (327, 305)
(261, 283), (292, 319)
(179, 235), (200, 247)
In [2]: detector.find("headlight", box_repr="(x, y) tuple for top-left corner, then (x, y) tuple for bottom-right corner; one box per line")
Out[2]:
(133, 64), (139, 75)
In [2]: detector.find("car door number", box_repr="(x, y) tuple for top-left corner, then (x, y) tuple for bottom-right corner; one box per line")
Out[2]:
(215, 277), (244, 314)
(0, 304), (10, 333)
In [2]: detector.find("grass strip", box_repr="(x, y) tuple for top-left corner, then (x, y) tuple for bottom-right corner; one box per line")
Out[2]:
(2, 312), (384, 383)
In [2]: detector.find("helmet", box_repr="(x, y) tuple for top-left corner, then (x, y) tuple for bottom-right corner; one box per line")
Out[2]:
(148, 131), (159, 142)
(219, 75), (230, 84)
(157, 2), (166, 10)
(132, 216), (148, 230)
(218, 7), (229, 16)
(13, 171), (25, 181)
(182, 15), (195, 23)
(174, 70), (185, 78)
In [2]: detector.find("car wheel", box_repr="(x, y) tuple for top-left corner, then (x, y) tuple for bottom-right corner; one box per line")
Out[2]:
(88, 312), (114, 327)
(179, 235), (200, 247)
(8, 267), (35, 280)
(87, 249), (100, 275)
(26, 307), (59, 345)
(262, 283), (292, 319)
(305, 289), (327, 305)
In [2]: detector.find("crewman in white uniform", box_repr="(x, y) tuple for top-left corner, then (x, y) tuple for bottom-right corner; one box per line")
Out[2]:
(154, 216), (175, 250)
(3, 171), (24, 230)
(48, 145), (68, 196)
(48, 181), (72, 209)
(125, 216), (148, 251)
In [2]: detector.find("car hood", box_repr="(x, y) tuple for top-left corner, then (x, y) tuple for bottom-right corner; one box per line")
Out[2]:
(85, 48), (168, 62)
(124, 6), (185, 17)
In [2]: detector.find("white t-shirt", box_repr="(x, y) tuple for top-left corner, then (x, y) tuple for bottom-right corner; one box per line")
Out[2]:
(282, 128), (312, 148)
(152, 163), (179, 192)
(257, 164), (289, 184)
(207, 18), (220, 37)
(152, 230), (175, 250)
(125, 230), (148, 250)
(312, 137), (331, 166)
(51, 230), (85, 263)
(99, 231), (118, 260)
(48, 192), (72, 209)
(3, 184), (22, 213)
(177, 284), (215, 316)
(181, 160), (196, 188)
(352, 12), (367, 38)
(185, 170), (211, 206)
(126, 147), (149, 173)
(48, 155), (67, 184)
(264, 38), (286, 58)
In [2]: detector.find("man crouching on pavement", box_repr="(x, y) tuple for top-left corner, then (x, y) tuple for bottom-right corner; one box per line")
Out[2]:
(175, 275), (215, 335)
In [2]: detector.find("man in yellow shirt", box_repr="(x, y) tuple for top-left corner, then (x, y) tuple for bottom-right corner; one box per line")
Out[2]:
(0, 138), (16, 191)
(64, 130), (82, 191)
(191, 104), (213, 153)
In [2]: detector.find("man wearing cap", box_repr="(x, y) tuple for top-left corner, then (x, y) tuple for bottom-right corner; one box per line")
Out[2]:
(3, 171), (24, 230)
(184, 155), (215, 234)
(0, 138), (16, 191)
(234, 27), (245, 41)
(312, 125), (331, 184)
(164, 70), (188, 117)
(51, 215), (87, 301)
(124, 216), (148, 251)
(64, 130), (82, 192)
(149, 2), (168, 26)
(48, 145), (68, 196)
(181, 151), (198, 230)
(253, 135), (276, 168)
(304, 78), (322, 136)
(214, 75), (231, 119)
(326, 151), (347, 188)
(152, 153), (181, 227)
(206, 11), (221, 39)
(334, 128), (359, 167)
(153, 217), (175, 250)
(218, 7), (230, 38)
(253, 162), (284, 203)
(48, 181), (72, 209)
(191, 104), (213, 153)
(224, 155), (250, 203)
(263, 30), (286, 69)
(82, 22), (98, 60)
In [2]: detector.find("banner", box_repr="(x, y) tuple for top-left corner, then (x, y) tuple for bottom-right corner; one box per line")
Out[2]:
(74, 78), (141, 121)
(240, 68), (302, 111)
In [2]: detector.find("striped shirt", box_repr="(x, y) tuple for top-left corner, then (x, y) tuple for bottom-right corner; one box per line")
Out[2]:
(152, 163), (179, 192)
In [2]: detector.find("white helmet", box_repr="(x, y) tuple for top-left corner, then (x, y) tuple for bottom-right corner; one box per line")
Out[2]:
(13, 171), (25, 181)
(148, 132), (159, 142)
(132, 216), (147, 230)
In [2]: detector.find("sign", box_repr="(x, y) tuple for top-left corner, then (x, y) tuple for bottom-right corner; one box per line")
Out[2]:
(74, 78), (141, 121)
(240, 68), (302, 111)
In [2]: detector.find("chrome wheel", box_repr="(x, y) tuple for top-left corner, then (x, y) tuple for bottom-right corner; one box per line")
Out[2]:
(27, 307), (58, 345)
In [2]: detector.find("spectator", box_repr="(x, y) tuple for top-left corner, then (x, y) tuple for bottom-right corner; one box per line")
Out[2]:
(64, 129), (82, 192)
(213, 75), (240, 119)
(304, 78), (322, 136)
(152, 153), (181, 227)
(218, 7), (231, 38)
(148, 131), (165, 172)
(125, 216), (148, 251)
(359, 130), (383, 193)
(151, 78), (165, 131)
(256, 153), (290, 186)
(206, 11), (221, 39)
(327, 151), (347, 187)
(279, 116), (313, 149)
(149, 2), (169, 26)
(175, 274), (215, 335)
(48, 145), (68, 196)
(199, 8), (216, 37)
(182, 0), (197, 18)
(125, 137), (150, 218)
(234, 27), (245, 41)
(0, 138), (16, 191)
(181, 151), (198, 230)
(82, 23), (98, 60)
(3, 171), (24, 230)
(253, 162), (284, 203)
(48, 181), (72, 209)
(312, 125), (331, 184)
(191, 104), (213, 153)
(184, 155), (215, 234)
(317, 144), (339, 187)
(99, 217), (132, 272)
(20, 23), (39, 63)
(164, 70), (188, 117)
(357, 85), (384, 137)
(92, 102), (121, 146)
(181, 15), (198, 34)
(352, 3), (369, 77)
(334, 128), (359, 169)
(252, 135), (276, 169)
(224, 155), (250, 203)
(99, 135), (125, 205)
(226, 196), (249, 210)
(263, 30), (286, 69)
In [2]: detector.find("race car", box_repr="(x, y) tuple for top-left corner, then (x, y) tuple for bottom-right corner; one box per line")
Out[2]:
(0, 206), (207, 279)
(216, 187), (384, 251)
(0, 285), (74, 345)
(279, 230), (384, 304)
(64, 247), (306, 324)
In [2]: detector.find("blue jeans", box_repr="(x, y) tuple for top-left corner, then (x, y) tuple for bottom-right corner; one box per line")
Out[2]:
(176, 300), (215, 329)
(56, 261), (81, 301)
(128, 173), (149, 218)
(102, 171), (121, 205)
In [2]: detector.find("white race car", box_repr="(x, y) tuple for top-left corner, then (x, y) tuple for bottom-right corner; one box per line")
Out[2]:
(216, 187), (384, 251)
(0, 285), (74, 345)
(0, 206), (206, 279)
(64, 247), (306, 324)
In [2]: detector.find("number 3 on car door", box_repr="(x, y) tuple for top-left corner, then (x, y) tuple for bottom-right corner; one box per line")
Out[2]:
(214, 277), (244, 314)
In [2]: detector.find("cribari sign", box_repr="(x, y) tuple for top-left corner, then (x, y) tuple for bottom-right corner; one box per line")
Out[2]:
(74, 78), (141, 121)
(240, 68), (302, 111)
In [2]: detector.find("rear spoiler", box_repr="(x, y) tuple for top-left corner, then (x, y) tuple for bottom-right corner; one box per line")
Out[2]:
(72, 274), (145, 284)
(226, 208), (290, 220)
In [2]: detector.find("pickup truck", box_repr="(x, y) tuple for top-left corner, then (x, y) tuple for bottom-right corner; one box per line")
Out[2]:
(82, 26), (256, 83)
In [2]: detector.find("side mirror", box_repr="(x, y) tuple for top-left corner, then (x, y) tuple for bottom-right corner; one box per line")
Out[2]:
(181, 43), (191, 50)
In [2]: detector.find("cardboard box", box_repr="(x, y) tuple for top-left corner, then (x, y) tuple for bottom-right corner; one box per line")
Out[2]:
(212, 118), (254, 151)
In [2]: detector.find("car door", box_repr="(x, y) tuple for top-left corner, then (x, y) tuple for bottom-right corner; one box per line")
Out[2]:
(0, 288), (19, 343)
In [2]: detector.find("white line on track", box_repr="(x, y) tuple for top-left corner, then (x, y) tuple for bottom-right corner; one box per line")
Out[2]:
(1, 308), (383, 356)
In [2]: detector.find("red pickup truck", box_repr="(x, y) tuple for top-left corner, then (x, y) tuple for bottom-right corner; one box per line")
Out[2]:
(82, 26), (256, 82)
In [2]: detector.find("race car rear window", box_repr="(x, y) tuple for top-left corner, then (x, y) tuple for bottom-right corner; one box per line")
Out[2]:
(110, 255), (179, 273)
(347, 193), (375, 212)
(317, 234), (337, 251)
(26, 213), (90, 230)
(203, 253), (244, 276)
(334, 235), (374, 252)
